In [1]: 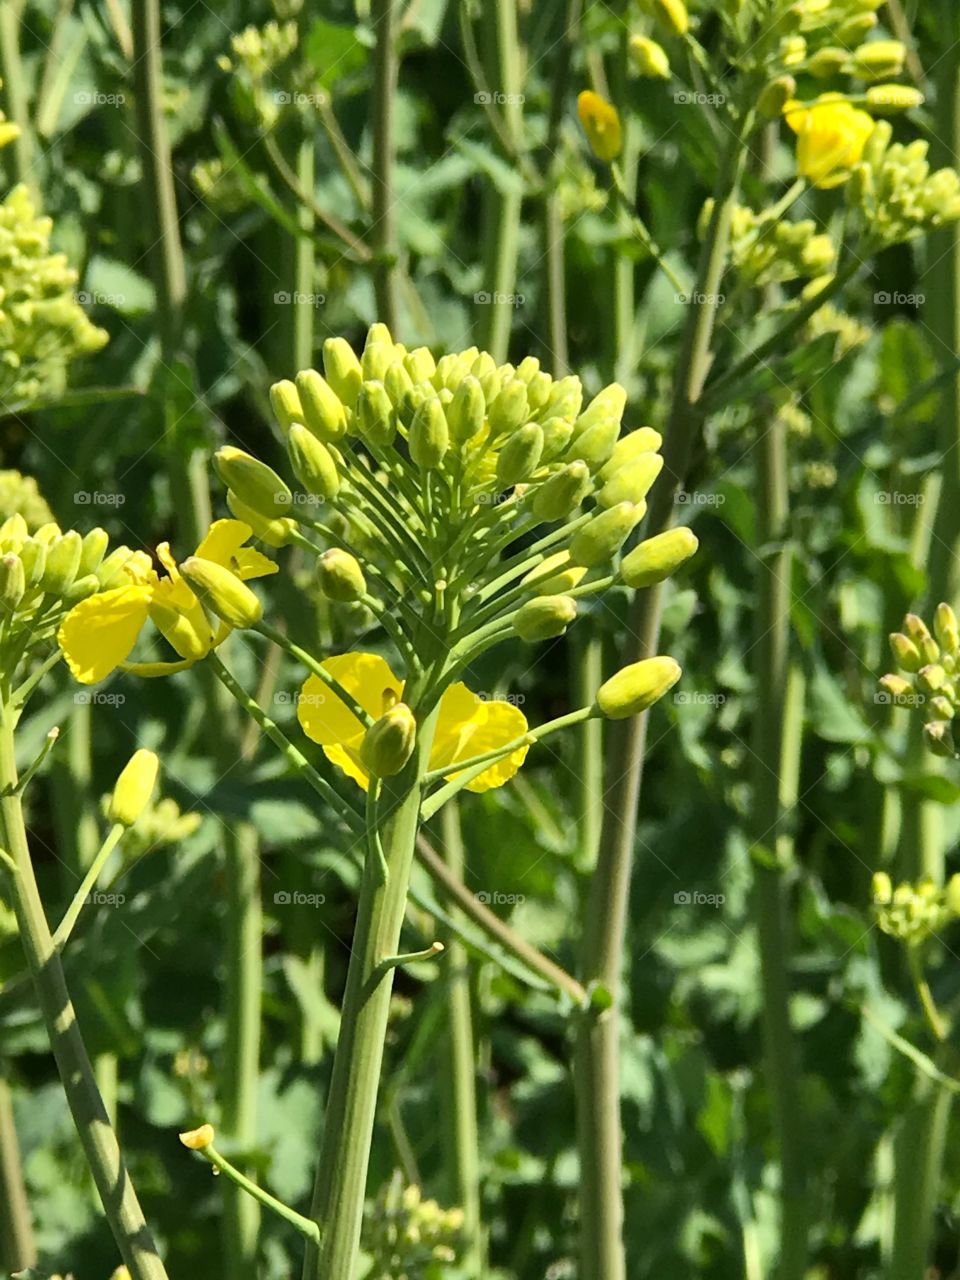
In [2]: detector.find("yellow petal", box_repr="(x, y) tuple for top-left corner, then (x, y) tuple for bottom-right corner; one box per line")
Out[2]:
(195, 519), (277, 580)
(297, 653), (404, 790)
(58, 586), (153, 684)
(322, 742), (371, 791)
(577, 90), (622, 162)
(431, 683), (529, 792)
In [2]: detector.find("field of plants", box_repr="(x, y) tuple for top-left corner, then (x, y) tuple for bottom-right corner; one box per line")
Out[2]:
(3, 0), (960, 1277)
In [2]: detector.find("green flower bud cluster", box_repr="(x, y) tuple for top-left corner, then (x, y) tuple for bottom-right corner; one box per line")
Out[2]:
(215, 20), (320, 130)
(0, 185), (108, 405)
(364, 1173), (464, 1278)
(880, 605), (960, 759)
(746, 0), (885, 80)
(217, 327), (694, 689)
(0, 513), (145, 674)
(847, 125), (960, 247)
(0, 469), (54, 529)
(871, 870), (960, 948)
(699, 198), (837, 286)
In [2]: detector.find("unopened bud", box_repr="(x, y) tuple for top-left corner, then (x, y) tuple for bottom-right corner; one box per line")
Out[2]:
(521, 551), (588, 596)
(488, 381), (529, 437)
(872, 871), (893, 905)
(179, 1124), (215, 1151)
(322, 337), (362, 409)
(0, 553), (24, 609)
(269, 379), (304, 433)
(925, 719), (957, 759)
(863, 119), (893, 168)
(598, 427), (662, 481)
(287, 424), (340, 501)
(567, 418), (620, 470)
(865, 85), (924, 114)
(109, 749), (159, 827)
(533, 461), (593, 521)
(904, 613), (939, 663)
(514, 594), (578, 641)
(40, 531), (82, 596)
(447, 376), (486, 444)
(296, 370), (348, 442)
(361, 703), (417, 777)
(317, 548), (366, 602)
(18, 538), (45, 585)
(837, 13), (878, 44)
(935, 603), (959, 654)
(758, 75), (796, 117)
(404, 346), (436, 384)
(629, 35), (671, 79)
(357, 379), (398, 447)
(890, 631), (923, 672)
(570, 502), (643, 567)
(226, 492), (296, 548)
(596, 656), (682, 718)
(621, 526), (698, 587)
(409, 397), (449, 469)
(575, 383), (627, 434)
(497, 424), (544, 487)
(180, 557), (263, 629)
(651, 0), (689, 37)
(541, 417), (575, 461)
(599, 453), (664, 508)
(806, 48), (848, 78)
(850, 40), (906, 81)
(63, 574), (101, 605)
(214, 446), (293, 519)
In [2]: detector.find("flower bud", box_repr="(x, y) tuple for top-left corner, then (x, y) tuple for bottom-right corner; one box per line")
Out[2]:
(226, 491), (296, 548)
(872, 871), (893, 905)
(863, 119), (892, 168)
(214, 446), (293, 519)
(526, 370), (552, 412)
(296, 370), (348, 442)
(927, 695), (955, 722)
(109, 749), (159, 827)
(570, 502), (643, 567)
(599, 453), (664, 508)
(533, 461), (592, 521)
(651, 0), (689, 37)
(40, 531), (82, 595)
(362, 342), (395, 382)
(596, 656), (682, 718)
(497, 424), (544, 487)
(629, 35), (671, 79)
(447, 376), (486, 444)
(180, 556), (264, 629)
(383, 361), (414, 408)
(575, 383), (627, 434)
(865, 85), (924, 115)
(317, 548), (366, 602)
(758, 75), (796, 118)
(621, 527), (698, 587)
(404, 346), (436, 384)
(0, 514), (27, 550)
(541, 417), (574, 461)
(947, 873), (960, 915)
(488, 380), (529, 437)
(19, 538), (45, 585)
(365, 321), (394, 349)
(935, 603), (959, 654)
(850, 40), (906, 81)
(361, 703), (417, 777)
(521, 550), (587, 595)
(806, 48), (848, 78)
(63, 574), (101, 604)
(597, 426), (662, 481)
(889, 631), (923, 672)
(0, 553), (24, 610)
(925, 719), (957, 759)
(545, 375), (583, 420)
(78, 527), (110, 577)
(514, 594), (578, 641)
(179, 1124), (215, 1151)
(287, 424), (340, 501)
(269, 379), (304, 433)
(357, 379), (398, 446)
(567, 418), (620, 470)
(577, 91), (622, 161)
(837, 13), (877, 43)
(322, 337), (362, 409)
(409, 397), (449, 469)
(905, 613), (939, 663)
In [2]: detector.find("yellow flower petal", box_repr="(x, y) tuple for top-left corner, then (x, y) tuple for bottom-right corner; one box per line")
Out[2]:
(577, 90), (622, 162)
(297, 653), (404, 789)
(195, 518), (277, 580)
(784, 96), (874, 189)
(431, 684), (529, 792)
(58, 586), (153, 684)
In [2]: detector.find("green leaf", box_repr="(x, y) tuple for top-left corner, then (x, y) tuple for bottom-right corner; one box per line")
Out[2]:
(303, 19), (368, 89)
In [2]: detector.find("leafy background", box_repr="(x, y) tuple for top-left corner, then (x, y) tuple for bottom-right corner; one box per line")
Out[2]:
(1, 0), (959, 1277)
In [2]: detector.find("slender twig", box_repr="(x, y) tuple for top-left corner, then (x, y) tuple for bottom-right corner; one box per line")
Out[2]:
(371, 0), (401, 329)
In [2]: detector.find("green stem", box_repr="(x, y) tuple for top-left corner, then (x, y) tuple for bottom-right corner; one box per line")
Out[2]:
(302, 697), (441, 1279)
(293, 136), (316, 371)
(371, 0), (401, 330)
(0, 705), (169, 1280)
(0, 1074), (35, 1272)
(573, 629), (603, 871)
(53, 822), (125, 947)
(0, 0), (35, 187)
(574, 116), (750, 1280)
(195, 1141), (320, 1243)
(439, 802), (483, 1276)
(255, 618), (376, 729)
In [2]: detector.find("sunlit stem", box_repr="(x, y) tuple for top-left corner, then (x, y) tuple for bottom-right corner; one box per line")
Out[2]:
(52, 823), (125, 949)
(190, 1141), (321, 1243)
(254, 619), (376, 729)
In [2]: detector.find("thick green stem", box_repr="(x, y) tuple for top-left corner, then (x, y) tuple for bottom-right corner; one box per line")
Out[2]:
(0, 1), (35, 187)
(302, 699), (441, 1279)
(293, 137), (316, 370)
(0, 1075), (35, 1272)
(439, 802), (483, 1275)
(0, 706), (169, 1280)
(371, 0), (400, 331)
(573, 119), (749, 1280)
(573, 630), (603, 872)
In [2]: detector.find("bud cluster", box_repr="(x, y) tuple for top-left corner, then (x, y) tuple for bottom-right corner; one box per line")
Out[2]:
(747, 1), (889, 83)
(365, 1174), (465, 1277)
(872, 870), (960, 948)
(0, 185), (108, 405)
(847, 124), (960, 247)
(216, 20), (312, 129)
(880, 604), (960, 759)
(217, 326), (698, 664)
(699, 198), (836, 286)
(0, 513), (147, 676)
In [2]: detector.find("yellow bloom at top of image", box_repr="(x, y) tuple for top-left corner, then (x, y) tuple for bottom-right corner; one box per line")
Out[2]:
(58, 519), (276, 685)
(578, 90), (622, 162)
(784, 95), (875, 189)
(297, 652), (529, 793)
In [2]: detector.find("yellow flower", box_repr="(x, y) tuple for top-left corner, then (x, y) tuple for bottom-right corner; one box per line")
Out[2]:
(297, 653), (529, 792)
(58, 519), (277, 684)
(577, 90), (622, 162)
(784, 95), (875, 189)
